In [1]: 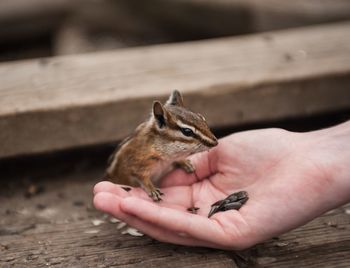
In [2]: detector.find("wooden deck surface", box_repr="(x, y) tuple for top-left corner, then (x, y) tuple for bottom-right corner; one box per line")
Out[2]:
(1, 120), (349, 267)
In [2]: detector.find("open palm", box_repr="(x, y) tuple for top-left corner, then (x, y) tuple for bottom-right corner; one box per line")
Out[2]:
(94, 128), (335, 249)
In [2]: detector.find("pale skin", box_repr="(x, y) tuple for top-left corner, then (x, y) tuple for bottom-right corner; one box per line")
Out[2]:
(93, 121), (350, 250)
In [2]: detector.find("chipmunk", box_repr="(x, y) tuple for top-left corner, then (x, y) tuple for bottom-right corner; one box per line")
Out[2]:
(105, 90), (218, 201)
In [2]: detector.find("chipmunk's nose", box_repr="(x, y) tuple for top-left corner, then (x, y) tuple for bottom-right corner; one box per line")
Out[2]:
(207, 135), (218, 147)
(200, 129), (218, 147)
(211, 137), (218, 147)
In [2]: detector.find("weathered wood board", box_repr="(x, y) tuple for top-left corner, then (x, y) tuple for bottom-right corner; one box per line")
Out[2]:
(128, 0), (350, 35)
(0, 155), (349, 267)
(1, 22), (350, 158)
(2, 0), (350, 42)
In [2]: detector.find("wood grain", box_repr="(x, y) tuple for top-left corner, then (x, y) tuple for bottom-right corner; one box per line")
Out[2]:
(0, 158), (349, 268)
(1, 22), (350, 158)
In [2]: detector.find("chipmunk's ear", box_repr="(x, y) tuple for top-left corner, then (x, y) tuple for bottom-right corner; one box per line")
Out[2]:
(166, 90), (184, 107)
(153, 101), (166, 128)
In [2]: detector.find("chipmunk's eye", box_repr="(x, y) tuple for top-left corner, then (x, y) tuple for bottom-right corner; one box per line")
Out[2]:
(180, 127), (194, 137)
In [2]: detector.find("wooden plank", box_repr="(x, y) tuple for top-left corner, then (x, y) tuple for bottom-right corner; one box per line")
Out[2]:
(129, 0), (350, 36)
(253, 206), (350, 268)
(0, 164), (238, 268)
(248, 0), (350, 31)
(3, 0), (350, 42)
(0, 157), (349, 267)
(0, 0), (74, 42)
(1, 22), (350, 158)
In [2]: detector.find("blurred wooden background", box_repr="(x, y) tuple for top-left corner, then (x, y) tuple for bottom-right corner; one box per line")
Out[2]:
(1, 0), (350, 158)
(1, 0), (350, 60)
(0, 1), (350, 267)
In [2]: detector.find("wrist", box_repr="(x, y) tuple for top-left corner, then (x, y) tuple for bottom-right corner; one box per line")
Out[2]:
(300, 121), (350, 207)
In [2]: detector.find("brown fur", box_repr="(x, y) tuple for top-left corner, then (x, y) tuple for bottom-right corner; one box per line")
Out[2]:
(105, 90), (217, 201)
(108, 123), (162, 186)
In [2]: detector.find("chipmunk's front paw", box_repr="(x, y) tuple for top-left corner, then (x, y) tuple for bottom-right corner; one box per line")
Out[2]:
(156, 188), (164, 195)
(150, 189), (163, 202)
(175, 159), (195, 173)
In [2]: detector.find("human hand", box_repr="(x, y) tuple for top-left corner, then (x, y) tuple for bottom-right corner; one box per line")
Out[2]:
(94, 125), (350, 250)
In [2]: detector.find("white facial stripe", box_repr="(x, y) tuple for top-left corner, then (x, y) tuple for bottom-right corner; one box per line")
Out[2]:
(176, 120), (214, 144)
(153, 119), (193, 141)
(198, 113), (206, 121)
(168, 128), (192, 140)
(198, 132), (214, 144)
(176, 121), (196, 133)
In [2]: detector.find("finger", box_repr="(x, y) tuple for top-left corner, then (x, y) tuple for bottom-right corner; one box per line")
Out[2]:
(123, 212), (220, 248)
(160, 168), (198, 188)
(160, 148), (218, 187)
(120, 196), (231, 245)
(93, 192), (219, 248)
(93, 181), (156, 201)
(95, 182), (194, 210)
(124, 185), (194, 210)
(93, 181), (130, 197)
(93, 191), (125, 216)
(155, 185), (193, 208)
(190, 149), (218, 180)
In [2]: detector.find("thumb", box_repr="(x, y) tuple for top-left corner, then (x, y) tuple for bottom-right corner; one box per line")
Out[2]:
(160, 145), (218, 187)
